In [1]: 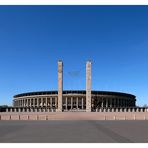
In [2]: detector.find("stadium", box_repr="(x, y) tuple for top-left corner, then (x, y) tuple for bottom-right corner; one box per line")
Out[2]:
(12, 90), (136, 112)
(3, 60), (138, 113)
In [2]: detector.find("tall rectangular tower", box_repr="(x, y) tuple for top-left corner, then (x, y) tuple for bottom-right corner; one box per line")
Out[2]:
(58, 60), (63, 112)
(86, 60), (92, 112)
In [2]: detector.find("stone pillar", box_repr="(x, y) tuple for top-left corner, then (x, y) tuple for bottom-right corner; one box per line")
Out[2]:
(37, 98), (39, 107)
(110, 99), (112, 108)
(77, 97), (79, 109)
(66, 97), (68, 110)
(26, 99), (28, 107)
(41, 98), (43, 107)
(50, 97), (52, 109)
(56, 97), (58, 109)
(22, 100), (23, 107)
(101, 98), (103, 108)
(23, 99), (26, 107)
(58, 60), (63, 112)
(19, 100), (21, 107)
(106, 98), (108, 108)
(46, 97), (48, 107)
(82, 97), (84, 110)
(86, 61), (92, 112)
(71, 97), (73, 109)
(33, 98), (35, 107)
(29, 99), (31, 107)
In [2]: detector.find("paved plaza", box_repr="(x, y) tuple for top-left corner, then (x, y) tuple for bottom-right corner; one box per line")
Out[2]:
(0, 120), (148, 143)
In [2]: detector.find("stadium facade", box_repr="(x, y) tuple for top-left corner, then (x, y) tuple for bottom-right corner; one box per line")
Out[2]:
(6, 60), (138, 113)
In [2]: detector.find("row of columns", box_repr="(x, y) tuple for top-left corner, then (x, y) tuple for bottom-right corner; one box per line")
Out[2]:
(14, 97), (58, 108)
(64, 97), (85, 110)
(98, 98), (135, 108)
(14, 97), (135, 109)
(14, 97), (86, 110)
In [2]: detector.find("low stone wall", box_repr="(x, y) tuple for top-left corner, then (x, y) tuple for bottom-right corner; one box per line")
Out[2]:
(0, 112), (148, 120)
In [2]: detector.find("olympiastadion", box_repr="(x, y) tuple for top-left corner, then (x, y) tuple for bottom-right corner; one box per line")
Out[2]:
(6, 60), (142, 113)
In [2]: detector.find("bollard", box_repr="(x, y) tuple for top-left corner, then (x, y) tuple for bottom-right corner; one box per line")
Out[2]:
(114, 116), (116, 120)
(104, 115), (106, 120)
(37, 115), (38, 120)
(19, 115), (20, 120)
(46, 115), (48, 120)
(0, 115), (1, 120)
(10, 115), (11, 120)
(124, 116), (126, 120)
(28, 115), (29, 120)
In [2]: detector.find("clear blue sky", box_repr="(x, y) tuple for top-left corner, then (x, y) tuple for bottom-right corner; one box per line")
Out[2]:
(0, 5), (148, 106)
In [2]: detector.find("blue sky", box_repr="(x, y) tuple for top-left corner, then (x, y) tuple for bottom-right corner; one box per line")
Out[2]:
(0, 5), (148, 106)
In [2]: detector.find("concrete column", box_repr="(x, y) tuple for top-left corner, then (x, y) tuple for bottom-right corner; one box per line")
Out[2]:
(101, 98), (103, 108)
(26, 99), (28, 107)
(82, 97), (84, 110)
(55, 97), (58, 109)
(86, 60), (92, 112)
(23, 99), (26, 107)
(37, 98), (39, 107)
(71, 97), (73, 109)
(106, 98), (108, 108)
(110, 99), (112, 108)
(77, 97), (79, 109)
(50, 97), (52, 109)
(24, 99), (26, 107)
(33, 98), (35, 107)
(28, 99), (31, 107)
(46, 97), (48, 107)
(58, 60), (63, 112)
(20, 100), (21, 107)
(66, 97), (67, 110)
(41, 98), (43, 107)
(22, 100), (23, 107)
